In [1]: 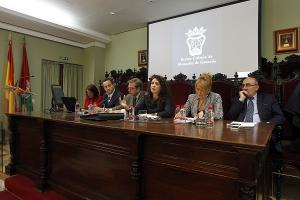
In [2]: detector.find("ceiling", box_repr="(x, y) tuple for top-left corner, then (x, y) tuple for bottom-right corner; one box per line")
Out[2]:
(0, 0), (237, 47)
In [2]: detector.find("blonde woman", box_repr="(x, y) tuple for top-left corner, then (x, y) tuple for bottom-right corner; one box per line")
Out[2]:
(184, 73), (223, 119)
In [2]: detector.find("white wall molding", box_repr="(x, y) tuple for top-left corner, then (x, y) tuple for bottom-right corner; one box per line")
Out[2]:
(0, 6), (111, 43)
(83, 41), (106, 48)
(0, 22), (106, 49)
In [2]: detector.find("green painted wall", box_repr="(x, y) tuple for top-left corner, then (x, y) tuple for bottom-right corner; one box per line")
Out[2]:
(83, 46), (106, 95)
(26, 35), (85, 112)
(261, 0), (300, 61)
(0, 30), (107, 118)
(104, 27), (147, 72)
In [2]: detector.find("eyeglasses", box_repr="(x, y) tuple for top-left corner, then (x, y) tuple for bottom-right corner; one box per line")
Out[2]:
(241, 83), (257, 88)
(128, 86), (137, 90)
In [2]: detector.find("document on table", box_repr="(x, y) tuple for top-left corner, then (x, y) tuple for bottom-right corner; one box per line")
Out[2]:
(230, 121), (257, 128)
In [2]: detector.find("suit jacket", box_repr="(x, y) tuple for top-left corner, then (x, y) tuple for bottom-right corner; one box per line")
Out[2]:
(103, 90), (122, 108)
(144, 95), (171, 118)
(228, 93), (285, 125)
(184, 92), (223, 119)
(114, 91), (146, 111)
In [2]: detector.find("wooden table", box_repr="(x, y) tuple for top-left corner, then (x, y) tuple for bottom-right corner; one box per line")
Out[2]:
(6, 112), (273, 200)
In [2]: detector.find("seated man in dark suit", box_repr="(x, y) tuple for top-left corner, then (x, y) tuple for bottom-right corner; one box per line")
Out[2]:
(101, 78), (122, 109)
(116, 78), (145, 112)
(228, 77), (285, 151)
(228, 77), (284, 124)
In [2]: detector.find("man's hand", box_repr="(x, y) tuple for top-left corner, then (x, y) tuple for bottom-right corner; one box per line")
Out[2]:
(239, 90), (248, 102)
(119, 96), (129, 110)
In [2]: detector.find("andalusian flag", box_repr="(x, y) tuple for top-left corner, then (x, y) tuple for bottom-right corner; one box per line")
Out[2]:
(18, 40), (33, 112)
(4, 38), (16, 113)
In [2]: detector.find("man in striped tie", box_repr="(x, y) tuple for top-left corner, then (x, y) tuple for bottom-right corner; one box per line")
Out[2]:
(228, 76), (285, 152)
(228, 77), (284, 124)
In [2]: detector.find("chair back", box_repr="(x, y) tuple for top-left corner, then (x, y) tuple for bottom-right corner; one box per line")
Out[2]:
(169, 80), (192, 114)
(211, 80), (234, 120)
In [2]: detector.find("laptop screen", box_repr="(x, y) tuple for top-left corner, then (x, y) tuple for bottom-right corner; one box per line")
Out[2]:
(61, 97), (76, 112)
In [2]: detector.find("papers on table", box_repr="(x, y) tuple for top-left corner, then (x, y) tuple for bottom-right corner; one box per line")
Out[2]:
(143, 114), (161, 120)
(229, 121), (257, 128)
(173, 117), (195, 124)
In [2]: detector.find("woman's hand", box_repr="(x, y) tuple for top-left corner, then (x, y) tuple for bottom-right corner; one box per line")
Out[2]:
(197, 111), (204, 118)
(93, 106), (105, 113)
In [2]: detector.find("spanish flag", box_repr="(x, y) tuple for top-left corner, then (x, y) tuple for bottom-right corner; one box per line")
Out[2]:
(4, 38), (16, 113)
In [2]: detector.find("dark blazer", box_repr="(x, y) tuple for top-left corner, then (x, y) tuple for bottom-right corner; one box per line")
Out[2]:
(103, 90), (122, 108)
(228, 93), (285, 125)
(144, 95), (171, 118)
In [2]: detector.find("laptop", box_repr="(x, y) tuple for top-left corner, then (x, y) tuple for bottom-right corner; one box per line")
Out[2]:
(61, 97), (76, 112)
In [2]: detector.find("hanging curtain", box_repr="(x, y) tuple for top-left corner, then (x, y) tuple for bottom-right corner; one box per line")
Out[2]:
(41, 60), (60, 112)
(62, 63), (83, 104)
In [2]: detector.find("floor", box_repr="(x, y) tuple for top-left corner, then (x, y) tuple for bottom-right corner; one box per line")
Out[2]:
(270, 165), (300, 200)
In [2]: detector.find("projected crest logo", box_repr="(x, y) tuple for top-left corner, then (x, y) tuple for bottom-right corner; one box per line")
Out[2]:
(185, 27), (207, 56)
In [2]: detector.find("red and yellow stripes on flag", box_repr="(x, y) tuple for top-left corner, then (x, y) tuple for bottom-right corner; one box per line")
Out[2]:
(4, 39), (16, 113)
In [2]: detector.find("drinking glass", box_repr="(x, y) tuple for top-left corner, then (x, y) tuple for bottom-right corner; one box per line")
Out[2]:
(138, 110), (148, 121)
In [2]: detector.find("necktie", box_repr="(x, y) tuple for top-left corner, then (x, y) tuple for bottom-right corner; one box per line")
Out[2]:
(132, 96), (137, 107)
(245, 97), (254, 122)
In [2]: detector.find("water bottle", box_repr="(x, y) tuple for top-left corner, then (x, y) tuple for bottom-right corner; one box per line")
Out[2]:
(128, 105), (135, 121)
(206, 105), (214, 127)
(75, 100), (80, 115)
(88, 104), (93, 113)
(174, 105), (181, 119)
(121, 109), (128, 120)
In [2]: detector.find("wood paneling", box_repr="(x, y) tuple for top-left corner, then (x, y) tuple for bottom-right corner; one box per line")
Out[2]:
(6, 112), (273, 200)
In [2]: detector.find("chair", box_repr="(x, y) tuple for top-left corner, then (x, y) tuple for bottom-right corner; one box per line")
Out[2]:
(281, 78), (300, 140)
(169, 79), (192, 114)
(98, 80), (106, 96)
(211, 80), (234, 120)
(258, 79), (277, 96)
(281, 77), (300, 105)
(118, 82), (128, 96)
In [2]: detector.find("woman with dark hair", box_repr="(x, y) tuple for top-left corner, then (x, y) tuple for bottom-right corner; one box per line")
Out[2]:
(83, 84), (103, 109)
(144, 74), (171, 118)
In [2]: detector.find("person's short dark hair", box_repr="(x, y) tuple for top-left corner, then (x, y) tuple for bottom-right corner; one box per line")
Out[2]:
(103, 77), (115, 85)
(148, 74), (170, 101)
(86, 84), (99, 98)
(243, 76), (258, 85)
(128, 78), (143, 91)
